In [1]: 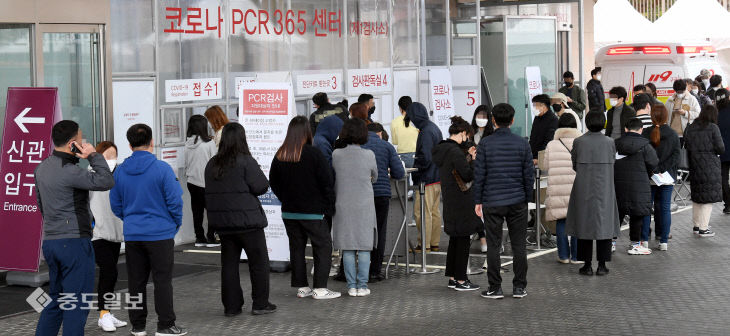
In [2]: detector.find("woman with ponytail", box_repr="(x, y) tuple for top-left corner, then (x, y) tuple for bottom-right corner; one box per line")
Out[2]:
(642, 105), (680, 251)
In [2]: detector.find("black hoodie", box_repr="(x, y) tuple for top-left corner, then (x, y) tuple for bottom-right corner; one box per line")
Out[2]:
(614, 132), (659, 216)
(406, 102), (443, 184)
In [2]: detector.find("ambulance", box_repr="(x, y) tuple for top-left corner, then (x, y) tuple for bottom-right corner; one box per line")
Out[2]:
(595, 42), (726, 104)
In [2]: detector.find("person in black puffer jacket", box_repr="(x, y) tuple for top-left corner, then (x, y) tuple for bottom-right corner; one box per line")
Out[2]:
(432, 116), (481, 291)
(204, 123), (276, 316)
(642, 105), (680, 248)
(406, 102), (444, 251)
(684, 105), (725, 237)
(473, 103), (534, 298)
(614, 118), (658, 254)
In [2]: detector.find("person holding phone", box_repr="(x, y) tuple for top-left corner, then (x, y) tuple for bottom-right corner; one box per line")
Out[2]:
(34, 120), (115, 335)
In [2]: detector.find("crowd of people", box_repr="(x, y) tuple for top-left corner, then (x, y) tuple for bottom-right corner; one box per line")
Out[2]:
(31, 67), (730, 334)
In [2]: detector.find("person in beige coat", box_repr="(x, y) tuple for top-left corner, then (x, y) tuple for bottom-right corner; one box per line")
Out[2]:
(540, 114), (583, 264)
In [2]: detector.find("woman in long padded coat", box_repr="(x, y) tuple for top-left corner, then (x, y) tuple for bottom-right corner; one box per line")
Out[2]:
(332, 118), (378, 297)
(566, 111), (620, 276)
(540, 114), (582, 264)
(684, 105), (725, 237)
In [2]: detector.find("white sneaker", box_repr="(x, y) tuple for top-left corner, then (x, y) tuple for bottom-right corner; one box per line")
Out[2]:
(312, 288), (341, 300)
(296, 287), (313, 298)
(628, 245), (652, 255)
(98, 312), (116, 332)
(357, 288), (371, 297)
(641, 241), (649, 249)
(348, 288), (358, 297)
(557, 258), (570, 264)
(611, 241), (617, 253)
(110, 313), (127, 328)
(658, 243), (668, 251)
(569, 260), (585, 264)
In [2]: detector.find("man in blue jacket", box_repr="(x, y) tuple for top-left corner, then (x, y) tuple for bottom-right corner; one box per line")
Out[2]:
(406, 102), (443, 251)
(313, 115), (344, 167)
(473, 103), (534, 300)
(110, 124), (186, 336)
(362, 123), (405, 281)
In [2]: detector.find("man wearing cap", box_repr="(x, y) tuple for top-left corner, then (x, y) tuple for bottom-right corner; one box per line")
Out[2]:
(558, 71), (587, 118)
(551, 92), (584, 132)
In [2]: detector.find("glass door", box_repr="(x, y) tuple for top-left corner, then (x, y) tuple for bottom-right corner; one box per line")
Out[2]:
(36, 25), (104, 146)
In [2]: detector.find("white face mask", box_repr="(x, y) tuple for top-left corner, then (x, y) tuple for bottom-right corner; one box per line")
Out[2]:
(691, 89), (699, 95)
(609, 98), (619, 107)
(703, 79), (711, 88)
(106, 159), (117, 170)
(475, 118), (488, 127)
(597, 75), (602, 81)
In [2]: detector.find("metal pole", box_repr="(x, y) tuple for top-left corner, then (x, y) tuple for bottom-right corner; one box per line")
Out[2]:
(404, 177), (409, 274)
(415, 182), (438, 274)
(578, 0), (585, 87)
(535, 168), (542, 250)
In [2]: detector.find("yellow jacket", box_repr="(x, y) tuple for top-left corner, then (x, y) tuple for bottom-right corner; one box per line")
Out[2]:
(390, 115), (419, 153)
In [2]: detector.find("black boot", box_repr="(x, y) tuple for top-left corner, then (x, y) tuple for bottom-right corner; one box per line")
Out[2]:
(579, 262), (593, 276)
(596, 262), (609, 276)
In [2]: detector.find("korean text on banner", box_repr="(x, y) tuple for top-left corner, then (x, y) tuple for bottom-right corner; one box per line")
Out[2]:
(294, 72), (342, 96)
(238, 82), (294, 262)
(347, 68), (392, 95)
(429, 68), (455, 138)
(0, 88), (62, 272)
(165, 78), (222, 102)
(525, 67), (544, 118)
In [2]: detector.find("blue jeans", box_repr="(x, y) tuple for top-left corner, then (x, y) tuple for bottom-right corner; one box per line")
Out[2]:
(36, 238), (95, 336)
(643, 185), (673, 243)
(399, 152), (415, 168)
(342, 250), (370, 289)
(555, 219), (577, 261)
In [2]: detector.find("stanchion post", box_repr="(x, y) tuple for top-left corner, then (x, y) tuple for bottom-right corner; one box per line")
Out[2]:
(535, 168), (542, 250)
(404, 177), (409, 274)
(415, 181), (438, 274)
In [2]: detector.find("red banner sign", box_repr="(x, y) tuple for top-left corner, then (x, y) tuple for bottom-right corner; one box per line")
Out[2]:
(0, 87), (62, 272)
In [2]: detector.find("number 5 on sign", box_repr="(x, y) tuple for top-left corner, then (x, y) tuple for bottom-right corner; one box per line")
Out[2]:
(467, 91), (475, 106)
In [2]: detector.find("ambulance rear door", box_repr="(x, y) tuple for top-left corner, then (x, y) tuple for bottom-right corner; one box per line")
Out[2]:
(601, 64), (645, 103)
(644, 65), (685, 103)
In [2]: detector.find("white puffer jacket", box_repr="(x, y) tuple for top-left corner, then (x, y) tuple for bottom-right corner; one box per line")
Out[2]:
(540, 127), (582, 221)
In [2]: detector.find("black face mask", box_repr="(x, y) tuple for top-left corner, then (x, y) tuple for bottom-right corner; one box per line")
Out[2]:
(564, 81), (572, 87)
(368, 106), (376, 116)
(552, 104), (563, 112)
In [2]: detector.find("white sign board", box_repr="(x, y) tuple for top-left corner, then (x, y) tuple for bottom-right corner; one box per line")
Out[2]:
(112, 81), (155, 162)
(238, 82), (295, 262)
(525, 66), (544, 117)
(160, 147), (184, 178)
(294, 72), (343, 96)
(428, 68), (455, 138)
(347, 68), (392, 94)
(165, 78), (222, 102)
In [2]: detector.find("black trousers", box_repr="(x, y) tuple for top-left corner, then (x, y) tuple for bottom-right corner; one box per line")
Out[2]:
(92, 239), (121, 311)
(576, 239), (612, 263)
(219, 230), (270, 312)
(370, 196), (390, 276)
(187, 183), (213, 241)
(483, 203), (528, 289)
(623, 213), (646, 242)
(125, 239), (175, 330)
(283, 218), (332, 289)
(722, 162), (730, 208)
(445, 236), (471, 281)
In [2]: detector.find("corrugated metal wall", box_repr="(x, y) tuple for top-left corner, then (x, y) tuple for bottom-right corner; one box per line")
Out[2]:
(628, 0), (730, 21)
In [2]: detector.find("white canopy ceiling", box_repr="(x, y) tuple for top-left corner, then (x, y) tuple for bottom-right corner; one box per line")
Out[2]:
(594, 0), (655, 49)
(652, 0), (730, 50)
